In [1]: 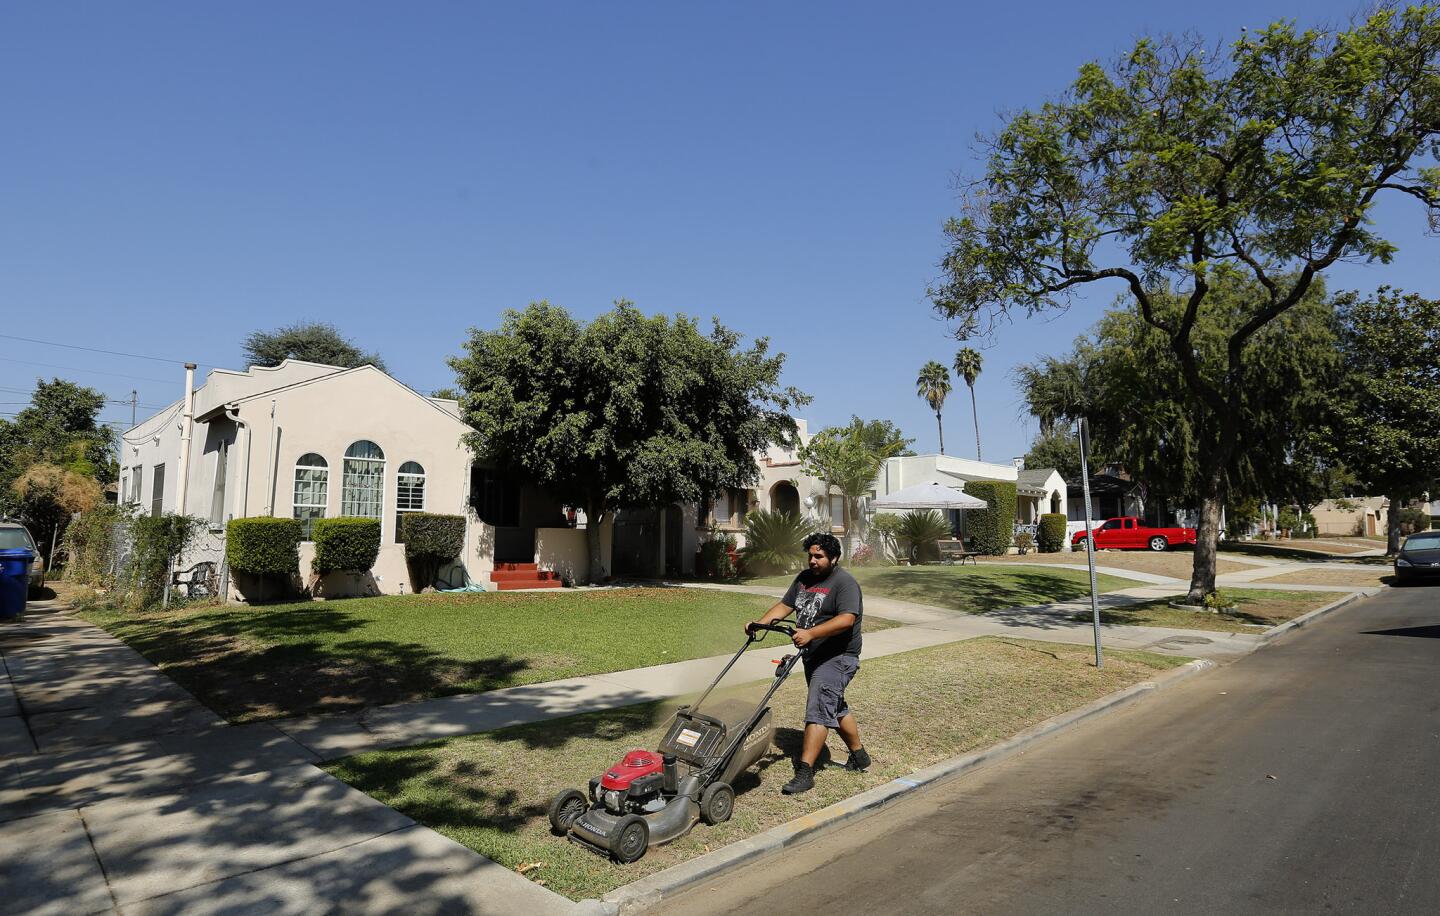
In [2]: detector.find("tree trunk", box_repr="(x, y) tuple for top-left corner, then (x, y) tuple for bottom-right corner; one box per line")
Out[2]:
(1186, 464), (1225, 605)
(969, 384), (981, 460)
(1386, 492), (1404, 555)
(936, 411), (945, 455)
(585, 500), (608, 585)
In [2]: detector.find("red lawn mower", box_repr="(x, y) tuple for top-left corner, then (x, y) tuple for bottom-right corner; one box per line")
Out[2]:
(547, 622), (805, 863)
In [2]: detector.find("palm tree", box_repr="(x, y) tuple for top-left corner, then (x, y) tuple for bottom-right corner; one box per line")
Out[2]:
(916, 361), (951, 455)
(953, 347), (983, 460)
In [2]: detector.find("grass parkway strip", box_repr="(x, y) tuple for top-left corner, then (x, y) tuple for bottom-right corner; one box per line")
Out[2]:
(324, 636), (1189, 901)
(1074, 588), (1343, 633)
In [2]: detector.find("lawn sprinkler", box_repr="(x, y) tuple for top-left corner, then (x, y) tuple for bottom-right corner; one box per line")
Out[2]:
(548, 623), (805, 863)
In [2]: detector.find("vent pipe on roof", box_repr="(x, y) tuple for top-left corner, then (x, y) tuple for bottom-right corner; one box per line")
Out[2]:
(176, 364), (197, 517)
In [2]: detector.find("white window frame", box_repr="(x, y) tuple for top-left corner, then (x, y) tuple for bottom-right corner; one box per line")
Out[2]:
(341, 440), (386, 523)
(395, 461), (426, 542)
(293, 453), (330, 540)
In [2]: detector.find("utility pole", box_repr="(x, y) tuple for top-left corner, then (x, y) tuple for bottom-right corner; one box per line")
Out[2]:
(130, 390), (137, 428)
(1078, 417), (1104, 669)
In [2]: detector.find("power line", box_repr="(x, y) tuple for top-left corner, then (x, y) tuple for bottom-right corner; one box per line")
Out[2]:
(0, 357), (177, 384)
(0, 384), (167, 409)
(0, 332), (213, 366)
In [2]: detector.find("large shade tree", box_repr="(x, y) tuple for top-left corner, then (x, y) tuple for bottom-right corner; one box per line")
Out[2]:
(243, 322), (387, 371)
(450, 301), (807, 582)
(0, 378), (114, 562)
(1019, 271), (1342, 538)
(1332, 288), (1440, 553)
(931, 8), (1440, 602)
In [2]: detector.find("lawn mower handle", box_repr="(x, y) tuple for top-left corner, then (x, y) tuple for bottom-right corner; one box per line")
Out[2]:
(745, 622), (796, 640)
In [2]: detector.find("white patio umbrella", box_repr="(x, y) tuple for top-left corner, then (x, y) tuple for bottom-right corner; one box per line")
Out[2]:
(870, 481), (988, 510)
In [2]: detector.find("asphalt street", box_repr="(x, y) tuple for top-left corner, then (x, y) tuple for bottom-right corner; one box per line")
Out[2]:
(663, 585), (1440, 915)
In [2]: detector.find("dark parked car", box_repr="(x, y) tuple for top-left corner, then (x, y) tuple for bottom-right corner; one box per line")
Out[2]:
(1394, 530), (1440, 583)
(0, 520), (45, 592)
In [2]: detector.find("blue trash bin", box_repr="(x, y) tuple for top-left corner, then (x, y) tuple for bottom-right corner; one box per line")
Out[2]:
(0, 548), (35, 620)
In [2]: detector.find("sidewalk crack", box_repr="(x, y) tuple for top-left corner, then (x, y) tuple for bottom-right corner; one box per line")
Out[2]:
(77, 808), (122, 914)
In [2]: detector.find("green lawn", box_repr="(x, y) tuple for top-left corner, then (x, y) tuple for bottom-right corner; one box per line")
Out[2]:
(76, 588), (900, 723)
(326, 636), (1186, 901)
(1076, 588), (1338, 633)
(748, 564), (1142, 614)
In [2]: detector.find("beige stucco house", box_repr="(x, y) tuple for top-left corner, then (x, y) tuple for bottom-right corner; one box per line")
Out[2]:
(701, 419), (852, 546)
(1311, 496), (1389, 537)
(120, 360), (612, 598)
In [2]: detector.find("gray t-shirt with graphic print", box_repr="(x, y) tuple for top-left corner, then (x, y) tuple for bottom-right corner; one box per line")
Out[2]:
(781, 566), (863, 662)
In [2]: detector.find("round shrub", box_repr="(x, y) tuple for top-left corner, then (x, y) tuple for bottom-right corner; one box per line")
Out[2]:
(312, 517), (382, 574)
(1038, 513), (1068, 553)
(226, 517), (301, 575)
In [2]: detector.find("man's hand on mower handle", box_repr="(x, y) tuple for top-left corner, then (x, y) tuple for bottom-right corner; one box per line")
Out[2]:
(791, 629), (814, 648)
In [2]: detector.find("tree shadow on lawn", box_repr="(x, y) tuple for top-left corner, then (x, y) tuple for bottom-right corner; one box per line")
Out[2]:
(332, 751), (546, 835)
(100, 606), (530, 722)
(1221, 542), (1388, 565)
(862, 568), (1105, 614)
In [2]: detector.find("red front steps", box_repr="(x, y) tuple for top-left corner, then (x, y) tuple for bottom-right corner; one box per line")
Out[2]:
(490, 563), (564, 590)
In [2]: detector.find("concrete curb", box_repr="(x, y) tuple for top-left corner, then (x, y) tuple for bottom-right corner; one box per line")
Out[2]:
(588, 656), (1216, 915)
(1256, 589), (1371, 645)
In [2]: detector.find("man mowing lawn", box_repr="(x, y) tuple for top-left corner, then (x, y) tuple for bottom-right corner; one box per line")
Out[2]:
(747, 532), (869, 795)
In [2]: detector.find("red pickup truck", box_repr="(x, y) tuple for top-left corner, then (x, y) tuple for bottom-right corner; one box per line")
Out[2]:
(1072, 517), (1197, 552)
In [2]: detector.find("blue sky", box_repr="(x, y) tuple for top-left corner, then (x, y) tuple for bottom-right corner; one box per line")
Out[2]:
(3, 1), (1435, 461)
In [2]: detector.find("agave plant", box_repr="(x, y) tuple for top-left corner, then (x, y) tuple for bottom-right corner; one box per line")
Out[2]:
(739, 510), (814, 576)
(895, 509), (953, 563)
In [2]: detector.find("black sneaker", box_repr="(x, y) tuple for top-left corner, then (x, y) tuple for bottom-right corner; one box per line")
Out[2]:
(844, 747), (871, 772)
(781, 763), (815, 795)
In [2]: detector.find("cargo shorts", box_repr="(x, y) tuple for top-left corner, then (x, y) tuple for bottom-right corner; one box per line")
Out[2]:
(803, 654), (859, 728)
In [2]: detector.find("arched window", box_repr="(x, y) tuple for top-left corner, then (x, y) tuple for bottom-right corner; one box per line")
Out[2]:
(341, 440), (385, 520)
(293, 453), (329, 540)
(395, 461), (425, 542)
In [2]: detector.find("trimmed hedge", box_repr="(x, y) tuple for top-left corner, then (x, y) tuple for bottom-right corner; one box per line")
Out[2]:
(399, 513), (466, 560)
(312, 517), (382, 574)
(1038, 513), (1068, 553)
(400, 512), (466, 590)
(226, 517), (301, 574)
(962, 480), (1017, 555)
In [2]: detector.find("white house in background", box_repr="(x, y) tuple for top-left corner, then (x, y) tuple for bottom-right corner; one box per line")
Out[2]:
(873, 454), (1067, 537)
(119, 360), (614, 598)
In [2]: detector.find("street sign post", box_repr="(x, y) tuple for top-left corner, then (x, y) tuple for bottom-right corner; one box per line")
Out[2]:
(1078, 417), (1103, 669)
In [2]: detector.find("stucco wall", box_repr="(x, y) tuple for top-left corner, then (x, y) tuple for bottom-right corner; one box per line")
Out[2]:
(536, 528), (588, 584)
(535, 521), (614, 583)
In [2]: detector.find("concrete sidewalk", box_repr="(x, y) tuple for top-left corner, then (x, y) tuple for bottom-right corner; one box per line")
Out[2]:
(0, 600), (570, 916)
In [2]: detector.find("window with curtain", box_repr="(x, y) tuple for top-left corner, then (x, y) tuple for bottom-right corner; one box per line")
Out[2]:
(341, 440), (385, 521)
(828, 494), (846, 529)
(395, 461), (425, 542)
(293, 453), (329, 540)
